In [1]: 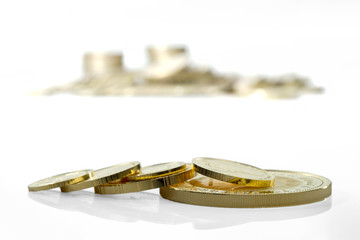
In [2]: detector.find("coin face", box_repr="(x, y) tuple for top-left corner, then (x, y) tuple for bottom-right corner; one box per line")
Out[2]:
(192, 157), (274, 187)
(28, 170), (93, 191)
(60, 162), (141, 192)
(160, 170), (332, 208)
(115, 161), (187, 182)
(94, 164), (194, 194)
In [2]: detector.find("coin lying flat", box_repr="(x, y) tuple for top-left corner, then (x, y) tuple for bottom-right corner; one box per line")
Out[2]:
(94, 164), (194, 194)
(114, 161), (187, 182)
(192, 157), (274, 187)
(60, 162), (140, 192)
(28, 169), (94, 192)
(160, 170), (332, 208)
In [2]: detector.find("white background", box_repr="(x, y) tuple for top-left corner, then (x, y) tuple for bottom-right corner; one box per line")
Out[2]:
(0, 1), (359, 239)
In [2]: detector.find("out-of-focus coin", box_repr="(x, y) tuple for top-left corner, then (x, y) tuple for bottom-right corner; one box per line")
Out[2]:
(94, 164), (194, 194)
(192, 157), (274, 187)
(160, 170), (332, 208)
(84, 52), (123, 76)
(28, 169), (94, 192)
(60, 162), (140, 192)
(115, 161), (187, 182)
(144, 45), (188, 81)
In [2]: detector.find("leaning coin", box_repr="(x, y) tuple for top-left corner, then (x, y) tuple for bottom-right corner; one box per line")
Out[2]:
(160, 170), (332, 208)
(28, 169), (94, 192)
(116, 161), (187, 182)
(95, 164), (194, 194)
(60, 162), (140, 192)
(192, 157), (274, 187)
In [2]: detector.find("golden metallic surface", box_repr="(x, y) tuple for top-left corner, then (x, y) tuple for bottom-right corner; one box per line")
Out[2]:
(60, 162), (140, 192)
(113, 161), (187, 182)
(28, 169), (94, 192)
(192, 157), (274, 187)
(94, 164), (194, 194)
(160, 170), (332, 208)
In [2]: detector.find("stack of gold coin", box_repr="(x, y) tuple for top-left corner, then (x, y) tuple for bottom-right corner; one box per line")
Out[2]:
(160, 157), (332, 208)
(28, 158), (331, 208)
(28, 161), (195, 194)
(94, 162), (194, 194)
(28, 161), (141, 192)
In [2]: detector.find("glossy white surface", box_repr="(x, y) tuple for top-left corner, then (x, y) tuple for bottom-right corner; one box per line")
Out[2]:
(0, 95), (359, 239)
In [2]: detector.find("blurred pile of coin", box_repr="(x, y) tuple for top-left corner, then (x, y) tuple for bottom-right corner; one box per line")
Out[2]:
(41, 46), (322, 99)
(28, 157), (331, 208)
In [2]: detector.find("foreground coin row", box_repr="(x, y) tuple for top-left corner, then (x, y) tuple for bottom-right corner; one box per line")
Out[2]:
(28, 158), (332, 208)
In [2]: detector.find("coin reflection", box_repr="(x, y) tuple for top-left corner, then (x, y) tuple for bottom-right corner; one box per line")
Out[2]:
(28, 190), (331, 229)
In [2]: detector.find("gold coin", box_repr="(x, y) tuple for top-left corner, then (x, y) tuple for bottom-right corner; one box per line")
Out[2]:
(160, 170), (332, 208)
(94, 164), (194, 194)
(114, 161), (187, 182)
(28, 169), (94, 192)
(60, 162), (140, 192)
(192, 157), (274, 187)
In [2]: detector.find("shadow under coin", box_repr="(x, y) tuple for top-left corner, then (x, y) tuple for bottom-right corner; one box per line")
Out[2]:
(28, 191), (332, 229)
